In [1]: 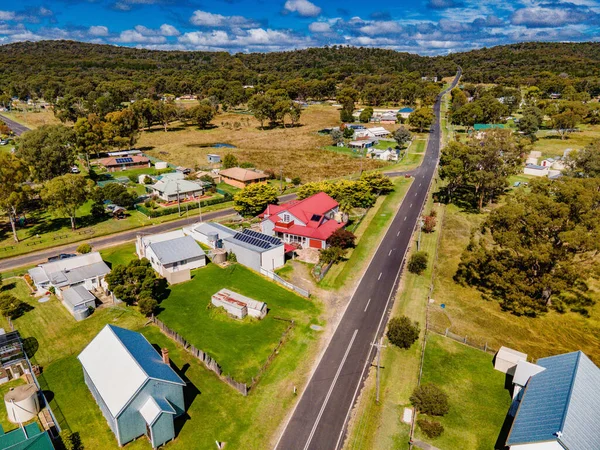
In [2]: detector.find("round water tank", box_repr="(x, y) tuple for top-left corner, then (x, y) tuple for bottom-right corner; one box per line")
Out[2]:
(5, 384), (40, 424)
(212, 249), (227, 264)
(155, 161), (168, 170)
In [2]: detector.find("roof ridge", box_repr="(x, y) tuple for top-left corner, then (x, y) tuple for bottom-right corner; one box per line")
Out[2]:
(557, 351), (583, 435)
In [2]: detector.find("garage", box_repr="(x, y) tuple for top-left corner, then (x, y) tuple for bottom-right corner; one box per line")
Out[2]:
(309, 239), (322, 249)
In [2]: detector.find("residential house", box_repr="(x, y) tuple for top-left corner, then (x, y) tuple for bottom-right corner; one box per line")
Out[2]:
(195, 170), (221, 184)
(379, 113), (397, 124)
(99, 155), (151, 172)
(62, 284), (98, 321)
(348, 140), (377, 150)
(397, 107), (414, 119)
(211, 289), (267, 320)
(355, 127), (391, 139)
(524, 164), (550, 177)
(259, 192), (347, 249)
(494, 346), (527, 375)
(219, 168), (268, 189)
(136, 230), (206, 284)
(78, 325), (186, 449)
(184, 222), (287, 272)
(147, 172), (208, 202)
(369, 148), (398, 161)
(28, 252), (110, 299)
(505, 351), (600, 450)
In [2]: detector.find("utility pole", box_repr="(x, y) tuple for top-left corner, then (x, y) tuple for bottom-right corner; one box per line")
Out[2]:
(198, 198), (203, 223)
(371, 337), (387, 404)
(280, 166), (283, 193)
(176, 182), (181, 216)
(417, 217), (425, 250)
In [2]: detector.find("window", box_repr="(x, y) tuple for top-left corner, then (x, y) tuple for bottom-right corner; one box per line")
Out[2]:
(283, 213), (291, 223)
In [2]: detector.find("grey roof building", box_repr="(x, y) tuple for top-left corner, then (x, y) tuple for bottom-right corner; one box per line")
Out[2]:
(62, 285), (97, 321)
(147, 172), (210, 202)
(506, 351), (600, 449)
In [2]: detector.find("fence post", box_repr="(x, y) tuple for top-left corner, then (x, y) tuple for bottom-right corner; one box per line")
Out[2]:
(484, 342), (487, 353)
(464, 335), (467, 344)
(445, 327), (448, 337)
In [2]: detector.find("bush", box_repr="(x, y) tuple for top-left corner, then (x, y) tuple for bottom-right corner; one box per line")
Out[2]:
(387, 316), (420, 349)
(319, 246), (347, 265)
(417, 419), (444, 439)
(138, 297), (158, 316)
(0, 294), (30, 319)
(410, 383), (449, 416)
(327, 229), (356, 249)
(76, 243), (92, 254)
(408, 251), (428, 275)
(291, 177), (301, 186)
(422, 215), (437, 233)
(227, 251), (237, 263)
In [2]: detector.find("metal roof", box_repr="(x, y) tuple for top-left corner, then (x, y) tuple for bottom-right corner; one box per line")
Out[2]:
(212, 289), (265, 312)
(507, 351), (600, 448)
(78, 325), (185, 418)
(150, 178), (205, 196)
(149, 235), (205, 265)
(224, 228), (283, 254)
(34, 252), (110, 288)
(192, 222), (236, 240)
(0, 422), (53, 450)
(62, 285), (96, 308)
(140, 396), (175, 426)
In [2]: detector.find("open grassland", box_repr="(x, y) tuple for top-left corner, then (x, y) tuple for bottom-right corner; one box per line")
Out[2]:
(1, 109), (60, 129)
(533, 124), (600, 158)
(141, 106), (385, 182)
(344, 199), (442, 450)
(429, 202), (600, 363)
(1, 266), (324, 449)
(156, 263), (321, 383)
(415, 334), (512, 449)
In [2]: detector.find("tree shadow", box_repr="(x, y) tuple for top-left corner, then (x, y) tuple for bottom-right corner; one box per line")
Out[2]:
(433, 186), (481, 214)
(144, 126), (186, 133)
(10, 302), (33, 320)
(41, 390), (54, 403)
(22, 336), (39, 359)
(1, 282), (16, 292)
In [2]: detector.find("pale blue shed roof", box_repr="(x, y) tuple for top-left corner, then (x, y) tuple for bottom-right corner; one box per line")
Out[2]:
(507, 351), (600, 449)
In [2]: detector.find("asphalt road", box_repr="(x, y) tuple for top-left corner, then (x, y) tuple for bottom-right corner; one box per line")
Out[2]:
(0, 113), (31, 136)
(275, 69), (461, 450)
(0, 193), (298, 271)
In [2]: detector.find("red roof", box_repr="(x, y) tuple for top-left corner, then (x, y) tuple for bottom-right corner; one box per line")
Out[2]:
(274, 218), (345, 241)
(99, 155), (150, 167)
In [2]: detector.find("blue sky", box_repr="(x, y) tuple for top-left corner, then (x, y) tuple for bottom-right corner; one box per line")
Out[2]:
(1, 0), (599, 54)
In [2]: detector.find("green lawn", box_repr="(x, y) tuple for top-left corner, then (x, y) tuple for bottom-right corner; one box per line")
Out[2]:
(415, 334), (511, 450)
(100, 242), (138, 268)
(216, 182), (241, 195)
(532, 124), (600, 158)
(321, 177), (412, 290)
(1, 268), (325, 449)
(156, 264), (321, 383)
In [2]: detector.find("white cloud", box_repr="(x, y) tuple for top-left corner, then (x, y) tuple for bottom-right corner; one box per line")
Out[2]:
(160, 24), (179, 36)
(284, 0), (322, 18)
(190, 10), (259, 28)
(359, 21), (403, 35)
(88, 25), (109, 37)
(178, 27), (310, 51)
(0, 11), (16, 21)
(511, 6), (591, 28)
(113, 29), (166, 44)
(309, 22), (331, 33)
(178, 30), (231, 47)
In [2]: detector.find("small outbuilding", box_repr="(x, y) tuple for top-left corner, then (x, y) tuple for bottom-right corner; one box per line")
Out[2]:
(62, 284), (97, 321)
(523, 164), (549, 177)
(211, 289), (267, 319)
(494, 346), (527, 375)
(207, 154), (221, 163)
(99, 155), (151, 172)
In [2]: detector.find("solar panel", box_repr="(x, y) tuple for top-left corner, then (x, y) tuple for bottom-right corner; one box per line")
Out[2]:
(242, 229), (281, 245)
(115, 157), (134, 164)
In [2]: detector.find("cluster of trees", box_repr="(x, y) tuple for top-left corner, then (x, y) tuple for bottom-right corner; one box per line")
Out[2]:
(105, 259), (167, 316)
(439, 129), (523, 210)
(233, 183), (279, 217)
(408, 108), (435, 133)
(411, 383), (450, 439)
(248, 89), (302, 128)
(450, 90), (508, 130)
(320, 229), (357, 265)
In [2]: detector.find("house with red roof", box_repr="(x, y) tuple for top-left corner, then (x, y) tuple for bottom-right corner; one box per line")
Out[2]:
(259, 192), (347, 249)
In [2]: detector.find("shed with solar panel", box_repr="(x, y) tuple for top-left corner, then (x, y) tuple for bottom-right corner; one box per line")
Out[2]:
(99, 155), (151, 172)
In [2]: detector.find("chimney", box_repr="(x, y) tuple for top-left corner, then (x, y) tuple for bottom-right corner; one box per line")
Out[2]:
(161, 348), (169, 365)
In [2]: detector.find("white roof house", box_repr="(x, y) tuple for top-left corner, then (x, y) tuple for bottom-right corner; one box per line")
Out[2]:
(78, 325), (185, 448)
(495, 346), (527, 375)
(148, 172), (209, 202)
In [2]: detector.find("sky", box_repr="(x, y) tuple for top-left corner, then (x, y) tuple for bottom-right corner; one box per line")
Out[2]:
(1, 0), (599, 55)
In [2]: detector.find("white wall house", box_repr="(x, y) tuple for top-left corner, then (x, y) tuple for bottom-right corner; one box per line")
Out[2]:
(136, 230), (206, 284)
(523, 164), (549, 177)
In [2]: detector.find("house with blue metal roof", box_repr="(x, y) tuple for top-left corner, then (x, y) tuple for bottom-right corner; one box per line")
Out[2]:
(78, 325), (186, 449)
(506, 351), (600, 450)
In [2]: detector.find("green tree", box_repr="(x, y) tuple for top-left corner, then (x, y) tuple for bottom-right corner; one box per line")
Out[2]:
(518, 107), (542, 140)
(331, 129), (344, 145)
(105, 259), (165, 310)
(103, 108), (139, 149)
(359, 107), (373, 123)
(393, 126), (412, 148)
(138, 297), (158, 316)
(417, 419), (444, 439)
(455, 177), (600, 316)
(565, 140), (600, 178)
(99, 183), (137, 208)
(387, 316), (420, 349)
(74, 113), (106, 167)
(77, 243), (92, 254)
(289, 103), (302, 127)
(360, 172), (394, 195)
(408, 251), (428, 275)
(327, 229), (356, 249)
(233, 183), (278, 217)
(551, 110), (580, 140)
(131, 98), (157, 130)
(41, 174), (92, 230)
(408, 107), (435, 132)
(0, 153), (29, 242)
(319, 246), (346, 264)
(222, 153), (238, 169)
(248, 94), (271, 129)
(0, 293), (29, 320)
(410, 384), (449, 416)
(17, 125), (76, 181)
(188, 103), (215, 129)
(450, 88), (468, 113)
(343, 127), (354, 139)
(156, 100), (179, 132)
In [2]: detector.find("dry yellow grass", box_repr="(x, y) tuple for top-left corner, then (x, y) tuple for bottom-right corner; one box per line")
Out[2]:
(139, 105), (386, 182)
(2, 109), (61, 129)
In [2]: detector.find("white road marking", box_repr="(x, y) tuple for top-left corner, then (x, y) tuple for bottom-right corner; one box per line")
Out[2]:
(419, 183), (422, 187)
(410, 203), (413, 208)
(404, 216), (407, 221)
(397, 231), (400, 236)
(364, 298), (371, 312)
(378, 272), (382, 280)
(303, 329), (358, 450)
(388, 249), (393, 256)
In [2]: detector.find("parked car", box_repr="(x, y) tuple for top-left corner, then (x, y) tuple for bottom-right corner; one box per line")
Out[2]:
(71, 166), (81, 174)
(47, 253), (76, 262)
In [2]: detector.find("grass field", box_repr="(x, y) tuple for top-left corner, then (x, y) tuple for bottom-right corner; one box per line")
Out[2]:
(321, 177), (412, 290)
(415, 334), (511, 449)
(428, 202), (600, 364)
(140, 106), (386, 181)
(1, 109), (61, 129)
(100, 242), (137, 267)
(533, 124), (600, 158)
(1, 266), (325, 449)
(156, 263), (321, 383)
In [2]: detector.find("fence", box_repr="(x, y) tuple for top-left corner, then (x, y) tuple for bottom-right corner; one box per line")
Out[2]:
(152, 316), (248, 396)
(426, 318), (498, 356)
(135, 192), (233, 218)
(250, 317), (295, 388)
(311, 261), (333, 282)
(260, 268), (310, 297)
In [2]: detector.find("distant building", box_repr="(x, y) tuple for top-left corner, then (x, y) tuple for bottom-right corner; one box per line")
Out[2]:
(379, 113), (397, 124)
(259, 192), (346, 249)
(348, 140), (377, 150)
(211, 289), (267, 320)
(473, 124), (505, 131)
(219, 168), (268, 189)
(505, 351), (600, 450)
(207, 154), (221, 164)
(397, 107), (414, 119)
(369, 148), (398, 161)
(524, 164), (549, 177)
(78, 325), (186, 449)
(99, 155), (151, 172)
(355, 127), (391, 139)
(136, 230), (206, 284)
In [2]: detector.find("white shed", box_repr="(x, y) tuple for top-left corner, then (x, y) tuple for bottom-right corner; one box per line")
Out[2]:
(211, 289), (267, 320)
(495, 346), (527, 375)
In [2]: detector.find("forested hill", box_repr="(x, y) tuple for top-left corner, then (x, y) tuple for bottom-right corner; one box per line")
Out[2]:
(1, 40), (599, 100)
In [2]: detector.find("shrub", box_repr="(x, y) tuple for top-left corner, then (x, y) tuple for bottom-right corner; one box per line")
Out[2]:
(387, 316), (420, 349)
(327, 229), (356, 249)
(227, 251), (237, 263)
(408, 251), (428, 275)
(291, 177), (301, 186)
(410, 383), (450, 416)
(0, 294), (30, 319)
(319, 246), (347, 264)
(76, 243), (92, 254)
(417, 419), (444, 439)
(422, 215), (437, 233)
(138, 297), (158, 316)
